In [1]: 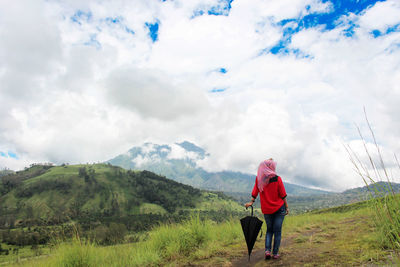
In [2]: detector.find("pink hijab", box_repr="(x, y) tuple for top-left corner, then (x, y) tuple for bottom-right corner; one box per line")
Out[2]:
(257, 159), (277, 192)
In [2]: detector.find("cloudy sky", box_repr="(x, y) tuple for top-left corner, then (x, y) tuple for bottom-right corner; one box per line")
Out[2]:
(1, 0), (400, 191)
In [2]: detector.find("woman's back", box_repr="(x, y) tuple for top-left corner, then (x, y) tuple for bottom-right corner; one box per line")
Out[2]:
(252, 175), (286, 214)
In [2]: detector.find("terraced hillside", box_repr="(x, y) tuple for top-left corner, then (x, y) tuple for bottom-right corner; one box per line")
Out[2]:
(0, 164), (241, 229)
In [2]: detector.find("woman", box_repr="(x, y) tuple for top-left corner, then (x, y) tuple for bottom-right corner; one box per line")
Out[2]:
(245, 158), (289, 260)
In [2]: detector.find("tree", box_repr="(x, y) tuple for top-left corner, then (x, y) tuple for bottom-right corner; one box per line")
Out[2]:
(111, 194), (120, 216)
(108, 223), (127, 244)
(26, 205), (34, 220)
(78, 167), (88, 179)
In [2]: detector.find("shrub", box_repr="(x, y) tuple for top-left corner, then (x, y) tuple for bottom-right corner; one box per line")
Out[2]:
(91, 223), (127, 245)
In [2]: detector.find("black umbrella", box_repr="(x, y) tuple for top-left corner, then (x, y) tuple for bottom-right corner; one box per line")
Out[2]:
(240, 205), (263, 261)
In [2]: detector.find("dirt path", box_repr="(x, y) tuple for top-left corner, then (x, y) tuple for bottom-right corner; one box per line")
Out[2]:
(231, 229), (316, 267)
(231, 239), (290, 267)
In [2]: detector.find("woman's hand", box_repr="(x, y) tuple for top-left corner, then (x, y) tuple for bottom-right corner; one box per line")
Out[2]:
(285, 207), (289, 215)
(245, 202), (253, 208)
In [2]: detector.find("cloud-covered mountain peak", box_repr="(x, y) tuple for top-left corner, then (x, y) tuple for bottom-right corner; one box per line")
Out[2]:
(175, 141), (208, 158)
(128, 143), (171, 159)
(107, 141), (332, 194)
(122, 141), (207, 169)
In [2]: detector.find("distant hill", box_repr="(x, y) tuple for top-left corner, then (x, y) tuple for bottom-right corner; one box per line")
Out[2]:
(107, 141), (331, 196)
(226, 181), (400, 214)
(342, 181), (400, 194)
(287, 181), (400, 213)
(0, 164), (241, 229)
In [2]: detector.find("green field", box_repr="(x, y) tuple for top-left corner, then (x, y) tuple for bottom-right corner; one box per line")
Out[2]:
(4, 197), (397, 266)
(2, 163), (399, 266)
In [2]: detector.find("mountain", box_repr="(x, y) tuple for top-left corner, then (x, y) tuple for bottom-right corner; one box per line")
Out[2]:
(0, 163), (241, 230)
(107, 141), (331, 196)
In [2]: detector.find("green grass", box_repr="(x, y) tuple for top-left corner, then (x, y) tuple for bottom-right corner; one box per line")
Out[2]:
(12, 215), (242, 267)
(195, 192), (242, 211)
(344, 113), (400, 256)
(11, 199), (394, 267)
(23, 164), (114, 186)
(251, 202), (391, 266)
(369, 194), (400, 250)
(0, 243), (51, 265)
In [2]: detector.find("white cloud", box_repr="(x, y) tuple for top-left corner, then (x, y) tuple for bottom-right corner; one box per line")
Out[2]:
(0, 155), (30, 171)
(359, 0), (400, 31)
(0, 1), (62, 102)
(140, 143), (157, 155)
(131, 154), (154, 167)
(168, 143), (201, 161)
(103, 66), (209, 120)
(307, 0), (333, 14)
(1, 0), (400, 192)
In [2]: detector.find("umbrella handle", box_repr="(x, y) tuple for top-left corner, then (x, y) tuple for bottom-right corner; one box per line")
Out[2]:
(246, 205), (254, 216)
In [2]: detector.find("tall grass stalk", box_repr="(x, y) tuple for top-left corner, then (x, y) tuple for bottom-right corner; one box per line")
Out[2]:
(16, 215), (242, 267)
(345, 109), (400, 253)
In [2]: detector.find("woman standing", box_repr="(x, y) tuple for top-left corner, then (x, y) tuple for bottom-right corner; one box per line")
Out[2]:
(245, 158), (289, 260)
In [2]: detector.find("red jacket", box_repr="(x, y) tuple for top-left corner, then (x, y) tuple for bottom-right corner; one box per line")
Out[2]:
(252, 176), (287, 214)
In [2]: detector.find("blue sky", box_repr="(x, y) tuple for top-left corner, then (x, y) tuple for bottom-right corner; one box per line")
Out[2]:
(1, 0), (400, 191)
(67, 0), (397, 56)
(0, 151), (18, 159)
(145, 21), (159, 42)
(268, 0), (391, 55)
(65, 0), (400, 61)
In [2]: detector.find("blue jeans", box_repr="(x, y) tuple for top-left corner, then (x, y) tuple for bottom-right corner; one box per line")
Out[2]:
(264, 204), (286, 255)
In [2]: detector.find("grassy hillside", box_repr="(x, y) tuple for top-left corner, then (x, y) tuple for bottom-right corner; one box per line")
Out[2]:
(0, 164), (243, 247)
(10, 197), (397, 266)
(245, 200), (393, 266)
(0, 164), (204, 225)
(4, 164), (396, 266)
